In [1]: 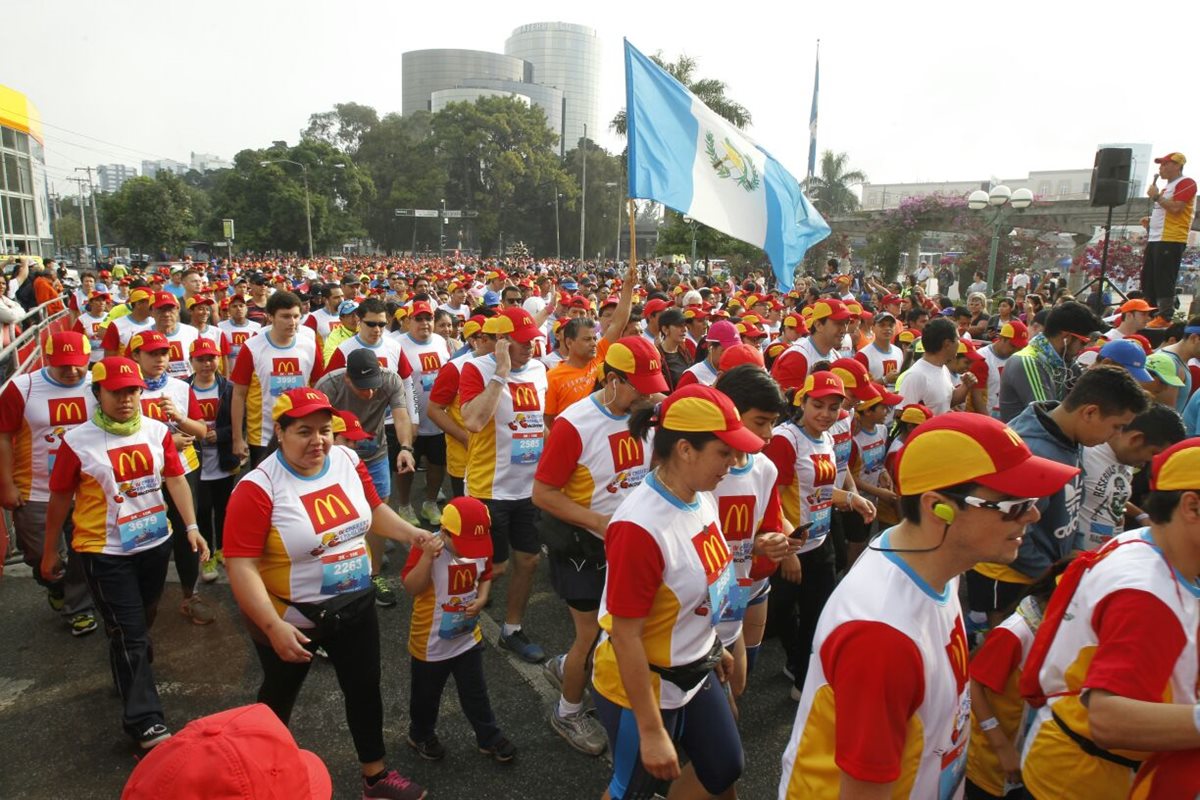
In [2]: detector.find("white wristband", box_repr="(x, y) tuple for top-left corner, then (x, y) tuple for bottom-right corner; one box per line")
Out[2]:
(489, 375), (505, 386)
(185, 523), (200, 533)
(979, 717), (1000, 732)
(1135, 513), (1150, 525)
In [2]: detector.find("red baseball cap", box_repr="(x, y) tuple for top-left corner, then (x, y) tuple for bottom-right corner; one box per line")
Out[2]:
(120, 704), (330, 800)
(410, 300), (434, 318)
(271, 388), (335, 422)
(856, 382), (903, 410)
(809, 298), (851, 323)
(152, 291), (179, 309)
(126, 330), (171, 354)
(186, 295), (214, 308)
(998, 320), (1029, 348)
(737, 322), (768, 340)
(881, 294), (902, 307)
(643, 298), (670, 319)
(92, 357), (146, 391)
(441, 496), (494, 559)
(604, 336), (670, 394)
(658, 385), (764, 453)
(718, 343), (765, 371)
(1153, 152), (1186, 165)
(829, 357), (873, 400)
(896, 412), (1079, 497)
(189, 338), (221, 359)
(493, 307), (543, 344)
(1149, 437), (1200, 491)
(44, 331), (91, 367)
(331, 409), (372, 441)
(794, 371), (846, 404)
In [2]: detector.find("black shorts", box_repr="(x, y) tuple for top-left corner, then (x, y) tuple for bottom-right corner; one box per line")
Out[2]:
(413, 433), (446, 468)
(966, 569), (1027, 615)
(481, 498), (541, 563)
(549, 555), (606, 612)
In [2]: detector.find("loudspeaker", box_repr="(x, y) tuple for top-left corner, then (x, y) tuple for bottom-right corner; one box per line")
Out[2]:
(1090, 148), (1132, 207)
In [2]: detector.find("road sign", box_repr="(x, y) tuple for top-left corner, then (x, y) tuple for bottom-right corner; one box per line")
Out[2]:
(443, 209), (463, 219)
(213, 241), (229, 247)
(414, 209), (438, 218)
(394, 209), (414, 217)
(222, 219), (235, 240)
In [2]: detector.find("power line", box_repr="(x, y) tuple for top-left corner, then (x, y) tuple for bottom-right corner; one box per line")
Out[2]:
(1, 104), (179, 162)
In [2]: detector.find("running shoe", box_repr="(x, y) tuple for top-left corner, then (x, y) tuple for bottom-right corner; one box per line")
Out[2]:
(406, 733), (446, 761)
(420, 500), (442, 527)
(180, 594), (215, 625)
(137, 723), (172, 750)
(478, 735), (517, 764)
(372, 575), (398, 608)
(361, 768), (426, 800)
(396, 505), (421, 527)
(69, 611), (98, 637)
(542, 654), (566, 691)
(549, 705), (607, 756)
(200, 557), (219, 584)
(499, 629), (545, 663)
(47, 585), (65, 612)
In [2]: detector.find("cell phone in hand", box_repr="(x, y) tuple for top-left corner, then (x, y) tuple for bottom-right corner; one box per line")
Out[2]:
(789, 522), (813, 540)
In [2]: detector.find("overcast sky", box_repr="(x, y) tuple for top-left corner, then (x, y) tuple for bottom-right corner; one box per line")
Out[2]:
(9, 0), (1191, 198)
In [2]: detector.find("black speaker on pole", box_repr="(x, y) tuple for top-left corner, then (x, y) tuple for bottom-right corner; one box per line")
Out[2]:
(1090, 147), (1132, 207)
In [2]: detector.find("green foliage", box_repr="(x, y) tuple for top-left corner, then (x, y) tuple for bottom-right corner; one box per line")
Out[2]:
(805, 151), (865, 216)
(354, 111), (445, 253)
(654, 209), (764, 267)
(558, 139), (623, 260)
(101, 173), (208, 252)
(302, 102), (380, 155)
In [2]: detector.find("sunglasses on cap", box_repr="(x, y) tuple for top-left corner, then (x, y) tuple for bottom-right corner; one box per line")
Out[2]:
(360, 320), (388, 329)
(943, 492), (1038, 521)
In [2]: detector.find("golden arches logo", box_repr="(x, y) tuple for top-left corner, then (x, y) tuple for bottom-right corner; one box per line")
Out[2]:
(698, 534), (730, 577)
(275, 361), (299, 374)
(61, 342), (75, 352)
(448, 564), (476, 593)
(473, 524), (486, 537)
(51, 400), (84, 424)
(509, 383), (538, 411)
(1002, 426), (1023, 449)
(118, 364), (133, 374)
(312, 494), (351, 526)
(722, 502), (751, 537)
(648, 359), (660, 372)
(420, 353), (442, 372)
(811, 454), (837, 485)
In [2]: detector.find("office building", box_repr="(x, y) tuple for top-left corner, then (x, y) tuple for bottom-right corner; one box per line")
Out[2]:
(504, 22), (601, 152)
(0, 83), (53, 256)
(96, 163), (137, 193)
(141, 158), (188, 179)
(190, 152), (232, 172)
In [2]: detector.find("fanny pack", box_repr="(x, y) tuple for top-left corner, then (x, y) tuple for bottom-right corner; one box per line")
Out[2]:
(648, 636), (723, 692)
(537, 512), (607, 563)
(1051, 710), (1142, 771)
(282, 586), (376, 639)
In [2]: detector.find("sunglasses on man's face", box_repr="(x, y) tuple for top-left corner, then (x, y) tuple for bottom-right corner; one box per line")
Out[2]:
(361, 320), (387, 329)
(943, 493), (1038, 521)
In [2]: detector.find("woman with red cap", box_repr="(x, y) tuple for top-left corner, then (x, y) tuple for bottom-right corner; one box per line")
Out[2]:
(223, 387), (434, 800)
(591, 385), (764, 800)
(532, 336), (667, 758)
(40, 356), (208, 749)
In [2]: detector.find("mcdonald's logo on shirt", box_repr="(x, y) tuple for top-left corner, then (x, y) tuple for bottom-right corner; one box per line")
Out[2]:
(717, 495), (755, 541)
(447, 563), (477, 594)
(197, 399), (218, 422)
(420, 352), (443, 373)
(608, 431), (645, 473)
(47, 397), (87, 426)
(691, 523), (731, 583)
(810, 453), (836, 486)
(300, 485), (357, 535)
(508, 382), (540, 412)
(140, 398), (167, 421)
(168, 342), (184, 361)
(232, 332), (250, 346)
(109, 444), (154, 481)
(272, 357), (301, 376)
(945, 617), (970, 694)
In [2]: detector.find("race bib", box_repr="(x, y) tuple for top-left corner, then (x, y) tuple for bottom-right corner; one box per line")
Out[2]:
(167, 361), (189, 377)
(421, 373), (436, 393)
(706, 562), (735, 626)
(861, 441), (886, 475)
(117, 505), (169, 552)
(808, 497), (833, 541)
(438, 597), (479, 640)
(719, 577), (753, 623)
(269, 374), (304, 397)
(320, 546), (370, 595)
(509, 414), (543, 465)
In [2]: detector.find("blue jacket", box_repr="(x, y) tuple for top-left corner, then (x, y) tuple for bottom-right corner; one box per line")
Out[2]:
(1007, 402), (1084, 579)
(1184, 387), (1200, 437)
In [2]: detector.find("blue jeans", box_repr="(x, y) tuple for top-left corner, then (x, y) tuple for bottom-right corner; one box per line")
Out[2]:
(365, 455), (391, 502)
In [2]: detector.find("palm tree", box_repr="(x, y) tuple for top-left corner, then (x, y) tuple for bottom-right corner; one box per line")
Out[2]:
(610, 53), (751, 136)
(805, 150), (866, 216)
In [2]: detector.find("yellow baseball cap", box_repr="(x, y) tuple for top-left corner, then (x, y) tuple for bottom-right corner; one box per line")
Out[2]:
(1150, 438), (1200, 491)
(658, 385), (764, 453)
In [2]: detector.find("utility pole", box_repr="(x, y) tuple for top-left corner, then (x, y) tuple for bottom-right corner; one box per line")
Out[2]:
(76, 167), (102, 261)
(68, 177), (90, 263)
(579, 123), (587, 263)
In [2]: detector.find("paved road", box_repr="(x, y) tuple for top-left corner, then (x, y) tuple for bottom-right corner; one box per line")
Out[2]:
(0, 532), (802, 799)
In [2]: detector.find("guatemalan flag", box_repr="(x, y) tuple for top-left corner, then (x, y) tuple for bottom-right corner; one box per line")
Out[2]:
(624, 39), (829, 292)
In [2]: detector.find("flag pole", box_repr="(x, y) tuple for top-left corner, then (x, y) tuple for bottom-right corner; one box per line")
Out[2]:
(627, 198), (637, 272)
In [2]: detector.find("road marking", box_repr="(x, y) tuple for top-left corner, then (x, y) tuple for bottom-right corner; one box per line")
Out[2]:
(0, 677), (34, 713)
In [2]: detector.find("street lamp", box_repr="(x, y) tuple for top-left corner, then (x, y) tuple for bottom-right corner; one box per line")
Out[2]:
(439, 198), (446, 257)
(555, 192), (562, 260)
(968, 185), (1033, 294)
(261, 159), (313, 258)
(682, 216), (698, 266)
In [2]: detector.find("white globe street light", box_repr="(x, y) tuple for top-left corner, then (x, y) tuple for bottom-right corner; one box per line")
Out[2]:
(970, 184), (1034, 293)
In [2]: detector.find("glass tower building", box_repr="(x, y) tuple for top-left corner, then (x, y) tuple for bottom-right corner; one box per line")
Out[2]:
(504, 22), (601, 153)
(401, 50), (531, 116)
(0, 84), (52, 256)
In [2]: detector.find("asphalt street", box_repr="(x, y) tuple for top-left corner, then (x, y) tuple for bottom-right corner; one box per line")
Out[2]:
(0, 508), (803, 799)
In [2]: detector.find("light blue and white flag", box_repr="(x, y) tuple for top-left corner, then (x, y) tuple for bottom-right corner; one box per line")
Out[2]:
(624, 39), (829, 292)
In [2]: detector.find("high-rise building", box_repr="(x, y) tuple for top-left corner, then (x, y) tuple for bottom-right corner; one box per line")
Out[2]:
(96, 163), (137, 193)
(190, 152), (232, 172)
(504, 22), (601, 153)
(0, 83), (52, 256)
(141, 159), (188, 179)
(402, 50), (531, 116)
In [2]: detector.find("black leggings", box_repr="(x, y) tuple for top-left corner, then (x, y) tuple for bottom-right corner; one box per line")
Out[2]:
(767, 540), (837, 690)
(196, 475), (235, 553)
(253, 603), (386, 764)
(164, 469), (199, 595)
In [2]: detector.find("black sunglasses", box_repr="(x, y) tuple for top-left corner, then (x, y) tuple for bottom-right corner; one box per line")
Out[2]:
(361, 320), (387, 329)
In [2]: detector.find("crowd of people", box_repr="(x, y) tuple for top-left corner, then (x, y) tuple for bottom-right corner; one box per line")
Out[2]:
(2, 182), (1200, 798)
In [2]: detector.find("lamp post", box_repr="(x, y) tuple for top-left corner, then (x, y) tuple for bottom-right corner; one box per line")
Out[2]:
(260, 159), (313, 257)
(683, 216), (698, 266)
(968, 185), (1033, 295)
(555, 192), (562, 260)
(439, 198), (446, 257)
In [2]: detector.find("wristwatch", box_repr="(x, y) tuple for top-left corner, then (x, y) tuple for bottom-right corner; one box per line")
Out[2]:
(398, 445), (414, 453)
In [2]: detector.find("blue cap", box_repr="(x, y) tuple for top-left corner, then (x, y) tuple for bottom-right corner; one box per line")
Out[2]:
(561, 280), (578, 291)
(1098, 338), (1152, 383)
(483, 290), (501, 307)
(338, 300), (359, 316)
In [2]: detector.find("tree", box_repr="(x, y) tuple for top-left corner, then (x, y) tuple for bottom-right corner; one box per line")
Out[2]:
(354, 111), (446, 254)
(431, 96), (573, 256)
(302, 102), (380, 156)
(610, 53), (751, 136)
(101, 173), (207, 253)
(559, 139), (623, 260)
(806, 151), (866, 216)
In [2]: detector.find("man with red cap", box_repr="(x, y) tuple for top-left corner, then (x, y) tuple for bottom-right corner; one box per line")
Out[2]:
(779, 412), (1080, 798)
(974, 320), (1029, 419)
(771, 299), (851, 390)
(0, 332), (98, 635)
(1140, 153), (1196, 326)
(1019, 437), (1200, 798)
(151, 291), (200, 379)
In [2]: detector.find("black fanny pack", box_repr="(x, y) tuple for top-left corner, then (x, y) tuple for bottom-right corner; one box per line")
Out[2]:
(283, 586), (376, 639)
(648, 636), (724, 692)
(1051, 709), (1142, 771)
(537, 512), (607, 563)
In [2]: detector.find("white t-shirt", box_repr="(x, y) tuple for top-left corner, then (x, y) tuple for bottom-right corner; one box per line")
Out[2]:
(897, 357), (955, 415)
(1076, 442), (1131, 551)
